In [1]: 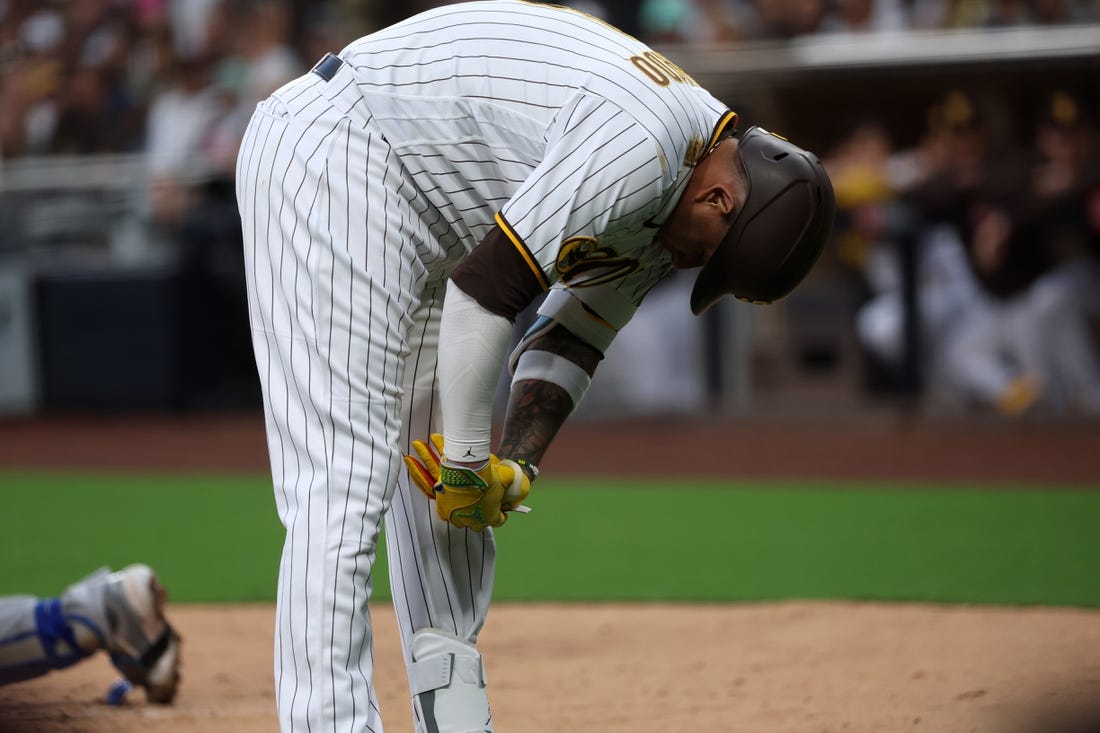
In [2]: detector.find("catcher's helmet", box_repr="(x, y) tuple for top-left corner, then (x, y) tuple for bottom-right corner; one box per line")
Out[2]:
(690, 126), (835, 315)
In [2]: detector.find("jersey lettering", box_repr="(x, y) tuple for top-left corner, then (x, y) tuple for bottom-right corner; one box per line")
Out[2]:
(542, 0), (700, 89)
(630, 51), (698, 88)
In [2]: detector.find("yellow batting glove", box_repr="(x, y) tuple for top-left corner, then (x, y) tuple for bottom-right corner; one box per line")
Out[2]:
(437, 456), (531, 531)
(436, 461), (508, 531)
(497, 457), (532, 511)
(403, 434), (445, 501)
(404, 434), (533, 531)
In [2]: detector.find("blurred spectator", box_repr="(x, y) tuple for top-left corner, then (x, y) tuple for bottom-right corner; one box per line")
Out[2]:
(1, 3), (66, 156)
(168, 0), (224, 59)
(639, 0), (747, 43)
(1031, 90), (1100, 219)
(299, 1), (361, 70)
(235, 1), (301, 111)
(144, 1), (301, 229)
(826, 118), (981, 396)
(50, 64), (138, 155)
(926, 91), (1100, 416)
(933, 0), (1098, 27)
(144, 55), (224, 226)
(935, 204), (1100, 416)
(17, 0), (144, 155)
(204, 1), (303, 176)
(989, 91), (1100, 303)
(819, 0), (910, 33)
(753, 0), (829, 38)
(639, 0), (839, 42)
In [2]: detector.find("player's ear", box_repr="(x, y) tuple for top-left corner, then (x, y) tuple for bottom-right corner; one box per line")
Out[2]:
(697, 184), (736, 218)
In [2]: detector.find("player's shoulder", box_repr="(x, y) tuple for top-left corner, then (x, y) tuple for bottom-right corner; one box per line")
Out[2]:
(591, 79), (729, 173)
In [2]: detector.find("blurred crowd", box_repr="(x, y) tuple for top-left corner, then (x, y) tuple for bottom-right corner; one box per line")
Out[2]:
(4, 0), (1100, 163)
(3, 0), (1099, 172)
(633, 0), (1100, 43)
(827, 89), (1100, 417)
(0, 0), (343, 228)
(1, 0), (1099, 418)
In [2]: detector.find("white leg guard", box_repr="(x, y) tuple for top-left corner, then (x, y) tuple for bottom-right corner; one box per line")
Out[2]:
(0, 568), (110, 685)
(409, 629), (493, 733)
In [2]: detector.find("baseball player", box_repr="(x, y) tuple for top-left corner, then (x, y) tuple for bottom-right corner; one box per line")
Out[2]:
(0, 564), (181, 703)
(235, 2), (833, 731)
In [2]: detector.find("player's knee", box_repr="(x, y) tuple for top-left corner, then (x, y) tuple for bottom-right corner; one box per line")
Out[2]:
(408, 628), (493, 733)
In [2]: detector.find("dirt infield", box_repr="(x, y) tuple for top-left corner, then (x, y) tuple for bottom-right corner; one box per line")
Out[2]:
(1, 602), (1099, 733)
(2, 413), (1099, 732)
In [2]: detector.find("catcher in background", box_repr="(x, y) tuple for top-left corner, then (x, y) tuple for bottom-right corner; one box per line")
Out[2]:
(236, 2), (834, 731)
(0, 564), (181, 703)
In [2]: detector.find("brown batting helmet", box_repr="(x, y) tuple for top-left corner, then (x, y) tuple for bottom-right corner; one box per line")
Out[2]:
(690, 126), (835, 314)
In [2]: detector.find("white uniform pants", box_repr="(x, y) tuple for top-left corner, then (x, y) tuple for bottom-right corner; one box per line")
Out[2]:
(237, 68), (496, 733)
(935, 261), (1100, 414)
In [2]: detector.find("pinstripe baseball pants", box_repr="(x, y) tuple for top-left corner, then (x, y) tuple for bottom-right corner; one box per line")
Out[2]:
(237, 67), (497, 733)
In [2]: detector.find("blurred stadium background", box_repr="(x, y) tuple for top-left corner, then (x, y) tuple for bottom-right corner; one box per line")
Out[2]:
(0, 0), (1098, 421)
(1, 0), (1099, 603)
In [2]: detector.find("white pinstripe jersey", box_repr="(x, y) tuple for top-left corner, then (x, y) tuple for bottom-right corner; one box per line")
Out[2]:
(338, 0), (734, 306)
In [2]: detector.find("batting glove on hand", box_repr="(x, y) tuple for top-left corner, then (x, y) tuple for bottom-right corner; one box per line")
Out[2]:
(403, 434), (532, 532)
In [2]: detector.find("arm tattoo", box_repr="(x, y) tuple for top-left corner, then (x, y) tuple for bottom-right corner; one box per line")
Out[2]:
(497, 325), (601, 472)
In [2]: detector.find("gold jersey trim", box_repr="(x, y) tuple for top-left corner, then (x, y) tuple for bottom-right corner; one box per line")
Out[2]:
(706, 110), (739, 153)
(495, 212), (550, 291)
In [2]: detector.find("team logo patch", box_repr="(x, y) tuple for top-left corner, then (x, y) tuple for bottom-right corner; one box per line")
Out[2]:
(555, 237), (640, 287)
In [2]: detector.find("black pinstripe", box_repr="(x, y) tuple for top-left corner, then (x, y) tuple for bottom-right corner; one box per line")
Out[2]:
(326, 118), (352, 729)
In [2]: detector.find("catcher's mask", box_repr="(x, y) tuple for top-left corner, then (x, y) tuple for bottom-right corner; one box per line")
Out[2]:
(689, 126), (835, 315)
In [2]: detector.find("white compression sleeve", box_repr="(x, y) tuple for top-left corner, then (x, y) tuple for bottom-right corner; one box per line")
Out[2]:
(511, 349), (591, 407)
(439, 280), (514, 464)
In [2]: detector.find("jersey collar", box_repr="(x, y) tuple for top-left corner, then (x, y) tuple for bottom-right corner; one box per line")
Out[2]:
(645, 110), (739, 229)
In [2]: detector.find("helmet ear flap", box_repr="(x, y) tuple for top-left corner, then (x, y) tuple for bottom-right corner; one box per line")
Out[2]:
(690, 127), (835, 314)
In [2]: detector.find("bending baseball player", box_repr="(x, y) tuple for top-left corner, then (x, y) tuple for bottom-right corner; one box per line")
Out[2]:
(236, 2), (834, 731)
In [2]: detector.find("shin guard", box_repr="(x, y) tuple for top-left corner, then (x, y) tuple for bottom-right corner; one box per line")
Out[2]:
(409, 629), (493, 733)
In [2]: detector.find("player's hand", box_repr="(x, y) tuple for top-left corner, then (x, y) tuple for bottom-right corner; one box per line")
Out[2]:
(403, 434), (532, 531)
(404, 434), (445, 501)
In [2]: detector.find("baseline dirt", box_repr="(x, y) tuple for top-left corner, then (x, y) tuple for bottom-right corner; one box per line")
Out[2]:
(2, 602), (1099, 733)
(2, 414), (1099, 732)
(3, 412), (1100, 485)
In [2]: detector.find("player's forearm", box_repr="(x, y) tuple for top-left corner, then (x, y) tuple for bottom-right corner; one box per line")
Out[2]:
(498, 325), (601, 473)
(439, 281), (514, 464)
(441, 222), (548, 466)
(497, 379), (571, 471)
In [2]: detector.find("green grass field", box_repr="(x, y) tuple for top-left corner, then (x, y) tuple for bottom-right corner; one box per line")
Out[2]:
(2, 471), (1098, 606)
